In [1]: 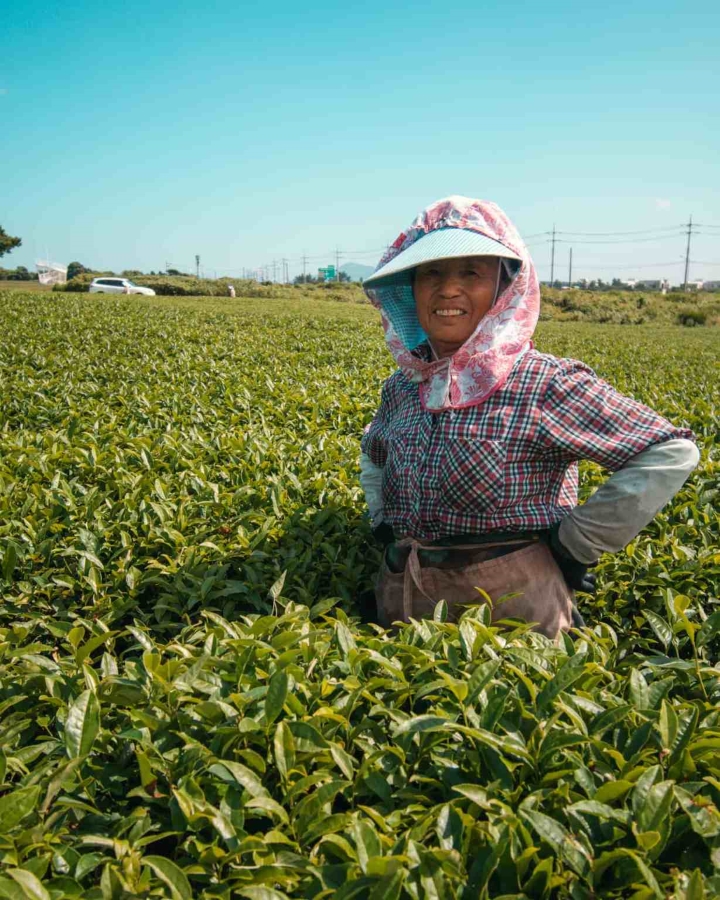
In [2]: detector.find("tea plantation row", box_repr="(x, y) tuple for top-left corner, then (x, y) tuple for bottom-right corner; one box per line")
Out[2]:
(0, 290), (719, 899)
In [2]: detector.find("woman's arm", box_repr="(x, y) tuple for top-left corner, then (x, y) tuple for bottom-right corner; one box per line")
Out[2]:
(360, 376), (398, 527)
(557, 437), (700, 563)
(360, 451), (385, 527)
(540, 358), (699, 566)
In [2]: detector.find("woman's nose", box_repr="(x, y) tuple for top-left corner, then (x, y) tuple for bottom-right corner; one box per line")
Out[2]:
(438, 274), (462, 297)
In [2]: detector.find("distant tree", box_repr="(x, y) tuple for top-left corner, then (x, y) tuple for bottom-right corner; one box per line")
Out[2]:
(121, 270), (143, 277)
(294, 274), (318, 284)
(166, 268), (190, 276)
(0, 265), (36, 281)
(338, 271), (351, 282)
(0, 225), (22, 258)
(67, 261), (90, 280)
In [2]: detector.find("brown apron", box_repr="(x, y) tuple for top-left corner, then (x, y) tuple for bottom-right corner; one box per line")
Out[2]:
(375, 537), (574, 639)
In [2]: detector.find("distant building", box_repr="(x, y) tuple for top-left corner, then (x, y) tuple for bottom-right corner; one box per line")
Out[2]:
(635, 279), (662, 290)
(36, 259), (67, 285)
(702, 280), (720, 291)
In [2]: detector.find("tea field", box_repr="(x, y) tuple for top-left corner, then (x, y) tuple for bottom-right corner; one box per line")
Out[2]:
(0, 289), (719, 899)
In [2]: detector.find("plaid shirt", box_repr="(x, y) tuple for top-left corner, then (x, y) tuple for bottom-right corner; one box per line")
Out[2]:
(361, 349), (693, 541)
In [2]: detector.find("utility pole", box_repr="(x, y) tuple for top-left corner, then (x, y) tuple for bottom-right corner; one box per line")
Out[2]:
(549, 225), (556, 287)
(282, 258), (289, 284)
(568, 247), (573, 288)
(272, 259), (278, 283)
(683, 215), (693, 291)
(335, 248), (340, 282)
(195, 255), (200, 278)
(302, 253), (307, 283)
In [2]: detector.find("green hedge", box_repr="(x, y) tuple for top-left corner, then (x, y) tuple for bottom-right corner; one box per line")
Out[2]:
(53, 275), (368, 301)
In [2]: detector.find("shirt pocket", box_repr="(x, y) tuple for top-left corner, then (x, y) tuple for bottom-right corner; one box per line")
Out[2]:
(437, 437), (507, 514)
(383, 427), (418, 508)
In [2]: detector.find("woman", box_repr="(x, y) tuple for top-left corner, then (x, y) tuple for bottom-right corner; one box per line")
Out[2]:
(360, 196), (699, 637)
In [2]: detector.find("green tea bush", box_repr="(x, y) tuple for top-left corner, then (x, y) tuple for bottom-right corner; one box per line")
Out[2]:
(677, 307), (708, 327)
(0, 290), (719, 898)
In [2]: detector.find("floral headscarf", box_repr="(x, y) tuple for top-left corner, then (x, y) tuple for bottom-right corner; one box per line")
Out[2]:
(364, 195), (540, 412)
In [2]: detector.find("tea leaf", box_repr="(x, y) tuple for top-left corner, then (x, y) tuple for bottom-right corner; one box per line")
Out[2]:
(65, 690), (100, 758)
(265, 669), (288, 725)
(143, 856), (192, 900)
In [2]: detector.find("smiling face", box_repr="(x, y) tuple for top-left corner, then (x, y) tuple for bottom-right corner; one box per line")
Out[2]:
(413, 256), (502, 358)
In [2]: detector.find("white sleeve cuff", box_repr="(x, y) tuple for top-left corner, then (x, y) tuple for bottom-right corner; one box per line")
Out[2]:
(359, 452), (385, 526)
(559, 438), (700, 564)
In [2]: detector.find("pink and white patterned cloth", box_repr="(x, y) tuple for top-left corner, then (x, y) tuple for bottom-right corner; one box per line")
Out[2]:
(364, 195), (539, 412)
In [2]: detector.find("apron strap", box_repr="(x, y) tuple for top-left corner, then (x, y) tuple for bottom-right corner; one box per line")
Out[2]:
(397, 538), (435, 621)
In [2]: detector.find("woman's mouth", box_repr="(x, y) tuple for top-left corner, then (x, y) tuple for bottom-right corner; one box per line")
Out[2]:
(434, 308), (466, 317)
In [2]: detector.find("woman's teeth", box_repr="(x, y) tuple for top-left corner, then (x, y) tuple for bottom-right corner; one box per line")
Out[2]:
(434, 309), (465, 317)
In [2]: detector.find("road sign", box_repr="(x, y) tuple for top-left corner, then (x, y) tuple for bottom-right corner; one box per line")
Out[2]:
(318, 265), (336, 282)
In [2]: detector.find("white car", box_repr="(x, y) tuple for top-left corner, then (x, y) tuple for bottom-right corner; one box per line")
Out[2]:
(89, 277), (156, 296)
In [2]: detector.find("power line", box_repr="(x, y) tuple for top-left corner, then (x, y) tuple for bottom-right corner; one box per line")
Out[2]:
(570, 260), (684, 270)
(556, 225), (685, 236)
(554, 233), (684, 245)
(200, 218), (719, 284)
(339, 247), (387, 254)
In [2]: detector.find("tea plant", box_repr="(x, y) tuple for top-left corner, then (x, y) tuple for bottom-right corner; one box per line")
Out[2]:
(0, 290), (718, 898)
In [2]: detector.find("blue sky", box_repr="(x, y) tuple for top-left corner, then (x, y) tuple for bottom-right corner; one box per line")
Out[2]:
(3, 0), (719, 283)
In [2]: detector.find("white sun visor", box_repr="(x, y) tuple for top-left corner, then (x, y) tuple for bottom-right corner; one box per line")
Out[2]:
(364, 227), (522, 289)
